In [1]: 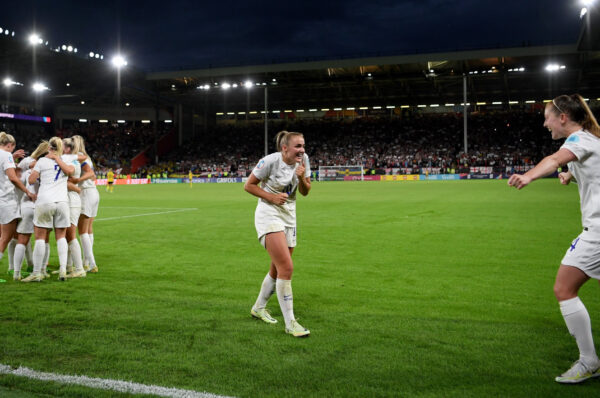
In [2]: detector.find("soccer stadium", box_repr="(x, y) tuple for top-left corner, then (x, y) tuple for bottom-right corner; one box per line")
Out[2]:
(1, 3), (600, 397)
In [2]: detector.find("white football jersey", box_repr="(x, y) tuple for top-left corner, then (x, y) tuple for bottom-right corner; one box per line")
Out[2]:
(33, 157), (69, 206)
(19, 169), (38, 209)
(561, 129), (600, 232)
(0, 148), (17, 207)
(252, 152), (311, 226)
(79, 156), (96, 189)
(62, 154), (82, 205)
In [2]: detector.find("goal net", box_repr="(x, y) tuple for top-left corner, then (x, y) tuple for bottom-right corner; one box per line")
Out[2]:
(318, 165), (364, 181)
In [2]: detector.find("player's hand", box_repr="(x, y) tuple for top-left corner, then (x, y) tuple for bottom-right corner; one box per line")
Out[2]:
(27, 190), (37, 201)
(12, 149), (25, 160)
(271, 192), (288, 205)
(296, 159), (305, 178)
(46, 152), (58, 160)
(507, 174), (531, 190)
(558, 172), (572, 185)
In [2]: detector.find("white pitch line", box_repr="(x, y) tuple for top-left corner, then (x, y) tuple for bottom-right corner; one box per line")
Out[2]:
(0, 363), (235, 398)
(102, 206), (190, 210)
(95, 208), (197, 222)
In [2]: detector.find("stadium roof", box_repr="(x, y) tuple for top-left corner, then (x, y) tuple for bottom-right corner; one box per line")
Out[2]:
(2, 9), (600, 115)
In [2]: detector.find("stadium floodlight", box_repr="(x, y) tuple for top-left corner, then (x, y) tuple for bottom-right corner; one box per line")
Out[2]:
(296, 109), (305, 112)
(5, 30), (9, 36)
(117, 120), (126, 123)
(309, 108), (317, 112)
(66, 82), (70, 87)
(79, 119), (87, 123)
(67, 45), (73, 52)
(545, 63), (561, 72)
(216, 112), (224, 116)
(0, 28), (3, 34)
(98, 119), (108, 123)
(221, 83), (231, 90)
(430, 104), (439, 107)
(400, 105), (410, 109)
(125, 102), (130, 107)
(164, 119), (172, 123)
(581, 7), (588, 18)
(582, 0), (595, 6)
(445, 103), (455, 106)
(244, 80), (253, 88)
(373, 106), (382, 109)
(80, 101), (85, 105)
(321, 108), (330, 111)
(346, 107), (355, 110)
(32, 82), (49, 92)
(89, 52), (95, 57)
(3, 78), (13, 87)
(61, 45), (66, 50)
(227, 112), (235, 115)
(28, 34), (41, 45)
(111, 55), (128, 68)
(232, 83), (238, 88)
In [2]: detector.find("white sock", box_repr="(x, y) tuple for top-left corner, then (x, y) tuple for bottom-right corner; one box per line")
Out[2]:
(56, 238), (68, 274)
(68, 239), (84, 272)
(43, 243), (50, 272)
(254, 273), (276, 310)
(560, 297), (599, 364)
(25, 240), (33, 268)
(7, 238), (17, 271)
(80, 234), (96, 267)
(276, 279), (295, 328)
(90, 233), (94, 248)
(13, 243), (26, 273)
(33, 240), (45, 274)
(67, 247), (73, 268)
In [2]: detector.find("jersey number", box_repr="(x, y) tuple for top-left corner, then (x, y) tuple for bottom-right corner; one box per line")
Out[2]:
(54, 165), (62, 181)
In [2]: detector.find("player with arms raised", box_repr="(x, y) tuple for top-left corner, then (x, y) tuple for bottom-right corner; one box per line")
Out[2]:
(508, 94), (600, 383)
(244, 131), (312, 337)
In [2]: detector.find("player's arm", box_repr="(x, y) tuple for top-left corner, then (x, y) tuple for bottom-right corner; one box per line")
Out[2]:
(74, 163), (95, 183)
(244, 173), (287, 205)
(67, 181), (81, 193)
(6, 167), (34, 200)
(508, 148), (576, 190)
(47, 153), (75, 176)
(296, 159), (311, 196)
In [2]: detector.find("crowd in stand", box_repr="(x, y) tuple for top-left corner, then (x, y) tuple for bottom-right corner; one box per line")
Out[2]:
(156, 110), (564, 176)
(3, 110), (569, 177)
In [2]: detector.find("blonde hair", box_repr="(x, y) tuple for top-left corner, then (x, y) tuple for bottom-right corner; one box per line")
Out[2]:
(48, 137), (63, 156)
(274, 130), (304, 152)
(31, 141), (49, 159)
(549, 94), (600, 138)
(71, 135), (89, 157)
(0, 131), (16, 146)
(63, 137), (74, 153)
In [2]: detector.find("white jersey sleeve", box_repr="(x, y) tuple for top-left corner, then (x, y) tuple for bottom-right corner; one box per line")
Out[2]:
(0, 148), (17, 206)
(561, 131), (593, 161)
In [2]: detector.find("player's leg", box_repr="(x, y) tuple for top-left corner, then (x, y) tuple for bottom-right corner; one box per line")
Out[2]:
(266, 232), (309, 337)
(554, 264), (600, 383)
(251, 259), (278, 324)
(22, 226), (48, 282)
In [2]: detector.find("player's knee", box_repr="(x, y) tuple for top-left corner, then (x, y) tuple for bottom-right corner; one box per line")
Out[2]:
(553, 282), (575, 301)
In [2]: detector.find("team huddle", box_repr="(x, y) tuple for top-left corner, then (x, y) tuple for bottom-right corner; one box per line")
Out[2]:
(0, 133), (99, 282)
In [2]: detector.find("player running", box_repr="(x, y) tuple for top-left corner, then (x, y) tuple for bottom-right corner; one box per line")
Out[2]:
(508, 94), (600, 383)
(22, 137), (74, 282)
(244, 130), (312, 337)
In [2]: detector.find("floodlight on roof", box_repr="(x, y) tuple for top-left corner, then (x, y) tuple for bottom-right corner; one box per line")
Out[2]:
(545, 63), (562, 72)
(61, 45), (66, 50)
(221, 83), (231, 90)
(80, 101), (85, 105)
(244, 80), (253, 88)
(95, 54), (100, 59)
(28, 34), (41, 45)
(232, 83), (238, 88)
(581, 7), (588, 18)
(3, 78), (13, 87)
(111, 55), (128, 68)
(67, 45), (73, 52)
(125, 102), (130, 107)
(0, 28), (3, 34)
(74, 48), (78, 53)
(89, 52), (95, 57)
(582, 0), (595, 7)
(5, 30), (9, 36)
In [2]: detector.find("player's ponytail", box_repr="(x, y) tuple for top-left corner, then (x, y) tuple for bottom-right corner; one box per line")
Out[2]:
(48, 136), (63, 156)
(551, 94), (600, 138)
(72, 135), (89, 157)
(0, 131), (16, 146)
(275, 130), (304, 152)
(31, 141), (49, 159)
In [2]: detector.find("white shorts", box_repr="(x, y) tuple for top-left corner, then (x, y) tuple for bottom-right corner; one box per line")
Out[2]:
(34, 202), (70, 229)
(257, 224), (297, 248)
(561, 229), (600, 279)
(0, 203), (20, 225)
(69, 205), (81, 226)
(16, 206), (34, 234)
(80, 188), (99, 218)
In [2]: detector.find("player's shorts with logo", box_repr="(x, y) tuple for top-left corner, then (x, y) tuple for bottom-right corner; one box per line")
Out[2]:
(562, 228), (600, 279)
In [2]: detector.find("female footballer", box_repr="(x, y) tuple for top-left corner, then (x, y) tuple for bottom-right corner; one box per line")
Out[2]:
(508, 94), (600, 383)
(0, 132), (36, 271)
(22, 137), (74, 282)
(244, 130), (312, 337)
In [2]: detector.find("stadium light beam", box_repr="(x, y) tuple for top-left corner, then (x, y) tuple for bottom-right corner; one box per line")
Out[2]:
(32, 82), (49, 92)
(244, 80), (253, 89)
(28, 33), (41, 45)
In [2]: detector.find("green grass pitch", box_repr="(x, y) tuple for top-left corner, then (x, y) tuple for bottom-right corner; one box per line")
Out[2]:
(1, 179), (599, 397)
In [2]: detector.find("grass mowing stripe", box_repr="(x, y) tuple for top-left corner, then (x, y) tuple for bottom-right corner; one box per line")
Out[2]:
(94, 208), (198, 222)
(0, 364), (234, 398)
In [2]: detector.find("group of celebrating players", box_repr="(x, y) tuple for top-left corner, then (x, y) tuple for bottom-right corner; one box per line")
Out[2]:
(0, 133), (99, 282)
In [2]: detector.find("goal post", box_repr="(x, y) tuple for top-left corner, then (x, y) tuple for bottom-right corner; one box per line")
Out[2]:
(318, 165), (364, 181)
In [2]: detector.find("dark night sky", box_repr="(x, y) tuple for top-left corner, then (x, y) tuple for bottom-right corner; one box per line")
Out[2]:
(1, 0), (585, 71)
